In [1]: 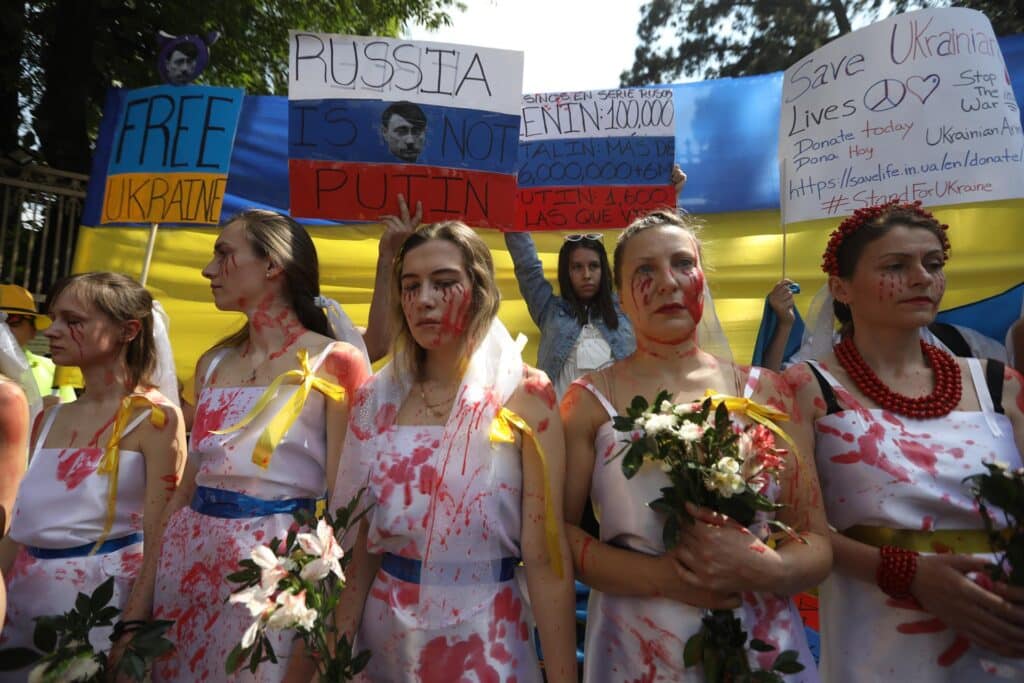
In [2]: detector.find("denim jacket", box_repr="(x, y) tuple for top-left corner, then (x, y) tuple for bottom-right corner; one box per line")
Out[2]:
(504, 232), (635, 380)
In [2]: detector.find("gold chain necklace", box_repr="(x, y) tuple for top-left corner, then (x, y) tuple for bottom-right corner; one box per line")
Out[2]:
(417, 381), (457, 419)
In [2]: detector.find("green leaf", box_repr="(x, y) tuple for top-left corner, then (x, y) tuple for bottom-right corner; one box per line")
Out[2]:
(352, 648), (372, 674)
(772, 649), (805, 674)
(74, 591), (91, 616)
(0, 647), (43, 670)
(683, 631), (705, 667)
(225, 644), (247, 674)
(630, 394), (649, 415)
(749, 638), (775, 653)
(622, 449), (644, 479)
(124, 653), (146, 681)
(90, 577), (115, 612)
(33, 620), (58, 653)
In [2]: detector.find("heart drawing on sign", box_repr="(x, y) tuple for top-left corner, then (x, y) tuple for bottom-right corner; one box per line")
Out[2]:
(906, 75), (940, 104)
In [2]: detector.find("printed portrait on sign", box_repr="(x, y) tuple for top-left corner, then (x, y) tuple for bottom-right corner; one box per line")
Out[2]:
(380, 101), (427, 162)
(156, 31), (218, 86)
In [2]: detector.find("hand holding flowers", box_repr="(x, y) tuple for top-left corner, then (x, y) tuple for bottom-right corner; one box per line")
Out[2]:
(613, 391), (805, 682)
(225, 491), (371, 681)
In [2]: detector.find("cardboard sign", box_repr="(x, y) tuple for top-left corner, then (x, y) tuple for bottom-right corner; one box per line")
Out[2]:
(515, 87), (676, 231)
(288, 32), (523, 228)
(101, 85), (244, 224)
(779, 7), (1024, 224)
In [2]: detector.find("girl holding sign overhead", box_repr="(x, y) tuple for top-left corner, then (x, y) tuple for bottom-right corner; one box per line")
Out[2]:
(504, 167), (686, 398)
(128, 210), (370, 682)
(784, 201), (1024, 681)
(331, 220), (577, 682)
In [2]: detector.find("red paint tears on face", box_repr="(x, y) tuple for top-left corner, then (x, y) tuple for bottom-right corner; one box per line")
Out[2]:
(630, 272), (655, 310)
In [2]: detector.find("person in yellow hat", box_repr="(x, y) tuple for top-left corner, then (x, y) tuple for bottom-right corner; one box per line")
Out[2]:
(0, 284), (77, 404)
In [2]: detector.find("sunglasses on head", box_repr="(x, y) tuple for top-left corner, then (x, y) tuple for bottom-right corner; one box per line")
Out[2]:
(564, 233), (603, 242)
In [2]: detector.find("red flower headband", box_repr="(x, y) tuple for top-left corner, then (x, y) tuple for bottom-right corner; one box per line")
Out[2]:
(821, 200), (950, 276)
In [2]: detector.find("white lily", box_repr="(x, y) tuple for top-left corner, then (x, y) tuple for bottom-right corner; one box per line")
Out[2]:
(267, 590), (318, 631)
(228, 583), (275, 618)
(241, 618), (261, 649)
(297, 519), (345, 581)
(251, 544), (289, 590)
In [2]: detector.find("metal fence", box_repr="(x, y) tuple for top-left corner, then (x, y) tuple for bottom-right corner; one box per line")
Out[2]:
(0, 160), (88, 300)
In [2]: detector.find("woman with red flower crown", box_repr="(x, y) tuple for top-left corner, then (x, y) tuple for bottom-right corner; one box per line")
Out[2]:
(784, 200), (1024, 682)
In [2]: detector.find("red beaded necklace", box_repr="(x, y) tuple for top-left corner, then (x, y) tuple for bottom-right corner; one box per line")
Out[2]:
(834, 336), (962, 418)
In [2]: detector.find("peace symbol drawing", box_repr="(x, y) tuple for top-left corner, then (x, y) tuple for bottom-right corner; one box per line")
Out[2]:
(863, 75), (940, 112)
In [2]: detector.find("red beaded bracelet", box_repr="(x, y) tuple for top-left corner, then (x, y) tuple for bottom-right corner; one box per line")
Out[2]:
(876, 545), (919, 599)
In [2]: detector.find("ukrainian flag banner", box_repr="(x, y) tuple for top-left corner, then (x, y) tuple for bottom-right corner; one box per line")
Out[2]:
(78, 32), (1024, 386)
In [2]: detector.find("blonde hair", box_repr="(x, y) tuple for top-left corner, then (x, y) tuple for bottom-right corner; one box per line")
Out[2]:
(48, 272), (155, 391)
(613, 209), (704, 290)
(390, 221), (500, 378)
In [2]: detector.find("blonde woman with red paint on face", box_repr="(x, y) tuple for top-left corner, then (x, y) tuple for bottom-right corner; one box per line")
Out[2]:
(122, 210), (370, 683)
(561, 211), (831, 682)
(783, 201), (1024, 682)
(331, 221), (577, 682)
(0, 273), (186, 679)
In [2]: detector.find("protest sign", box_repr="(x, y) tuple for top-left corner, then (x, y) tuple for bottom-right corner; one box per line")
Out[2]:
(100, 85), (244, 225)
(515, 87), (676, 231)
(779, 7), (1024, 224)
(288, 32), (523, 228)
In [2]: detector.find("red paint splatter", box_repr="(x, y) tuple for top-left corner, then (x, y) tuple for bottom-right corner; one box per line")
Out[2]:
(416, 634), (498, 683)
(830, 421), (911, 482)
(522, 367), (556, 410)
(537, 418), (549, 433)
(161, 473), (178, 492)
(817, 423), (855, 443)
(191, 388), (243, 446)
(56, 448), (102, 489)
(921, 515), (933, 531)
(375, 403), (397, 434)
(579, 536), (593, 574)
(896, 439), (937, 475)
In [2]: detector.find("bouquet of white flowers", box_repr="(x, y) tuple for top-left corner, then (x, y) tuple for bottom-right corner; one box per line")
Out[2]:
(225, 490), (370, 681)
(614, 390), (805, 682)
(0, 577), (174, 682)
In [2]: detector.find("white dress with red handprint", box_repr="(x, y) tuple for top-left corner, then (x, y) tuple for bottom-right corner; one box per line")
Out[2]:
(151, 347), (332, 683)
(331, 320), (543, 683)
(577, 368), (818, 683)
(809, 358), (1021, 682)
(0, 405), (151, 681)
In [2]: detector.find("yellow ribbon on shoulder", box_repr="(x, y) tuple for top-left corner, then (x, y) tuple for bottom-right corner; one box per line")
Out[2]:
(93, 394), (167, 555)
(702, 391), (798, 456)
(489, 406), (564, 579)
(213, 349), (346, 469)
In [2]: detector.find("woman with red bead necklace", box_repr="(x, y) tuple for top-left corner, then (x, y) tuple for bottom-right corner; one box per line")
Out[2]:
(785, 200), (1024, 681)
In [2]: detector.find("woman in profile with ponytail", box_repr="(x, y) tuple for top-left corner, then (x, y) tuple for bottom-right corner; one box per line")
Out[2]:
(128, 210), (370, 682)
(0, 273), (185, 679)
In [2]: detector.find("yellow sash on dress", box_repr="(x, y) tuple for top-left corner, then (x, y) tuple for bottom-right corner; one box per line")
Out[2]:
(93, 394), (166, 555)
(843, 524), (999, 554)
(213, 349), (346, 469)
(489, 407), (564, 579)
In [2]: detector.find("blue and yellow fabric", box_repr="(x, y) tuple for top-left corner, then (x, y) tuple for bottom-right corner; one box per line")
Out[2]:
(75, 36), (1024, 390)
